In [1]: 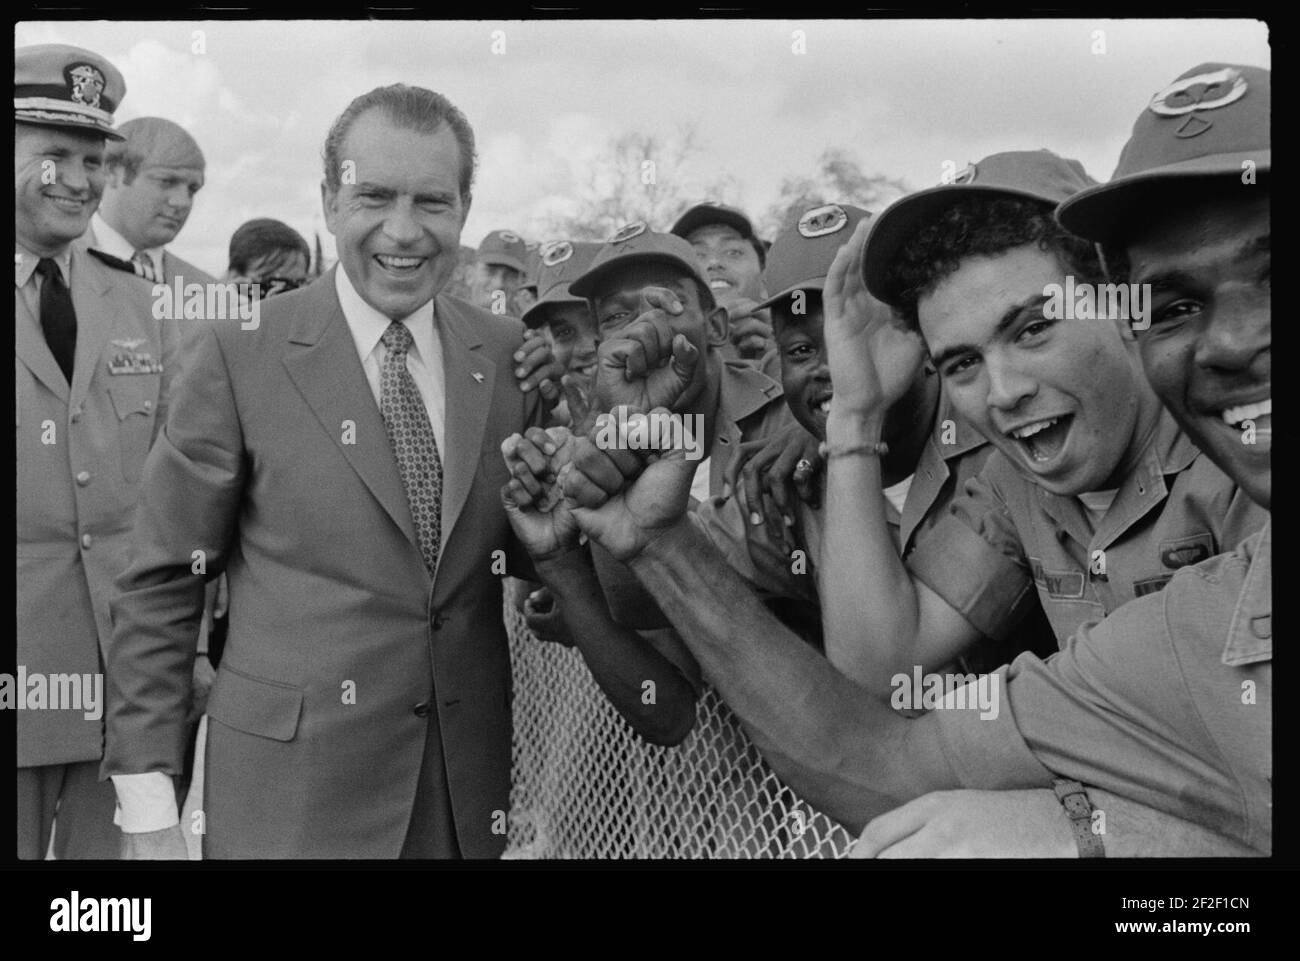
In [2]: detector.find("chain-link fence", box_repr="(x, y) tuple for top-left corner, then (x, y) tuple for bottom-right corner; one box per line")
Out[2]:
(502, 600), (854, 859)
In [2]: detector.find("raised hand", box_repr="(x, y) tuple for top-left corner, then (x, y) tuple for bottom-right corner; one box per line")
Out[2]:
(722, 297), (774, 360)
(500, 426), (581, 562)
(822, 219), (926, 419)
(594, 287), (700, 413)
(558, 371), (597, 436)
(729, 420), (823, 530)
(563, 407), (698, 562)
(513, 327), (566, 408)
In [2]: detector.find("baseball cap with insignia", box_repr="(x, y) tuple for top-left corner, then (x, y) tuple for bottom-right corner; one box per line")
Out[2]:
(519, 241), (543, 293)
(521, 240), (601, 329)
(15, 43), (127, 141)
(671, 201), (759, 244)
(569, 222), (710, 299)
(756, 202), (872, 310)
(476, 229), (529, 274)
(861, 149), (1096, 305)
(1057, 63), (1270, 244)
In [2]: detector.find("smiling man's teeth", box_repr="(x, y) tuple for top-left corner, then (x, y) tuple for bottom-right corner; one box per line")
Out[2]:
(1222, 399), (1270, 426)
(376, 254), (423, 268)
(1010, 417), (1059, 440)
(48, 196), (85, 210)
(709, 280), (730, 289)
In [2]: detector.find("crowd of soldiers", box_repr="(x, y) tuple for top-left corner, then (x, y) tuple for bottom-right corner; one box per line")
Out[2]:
(15, 39), (1270, 859)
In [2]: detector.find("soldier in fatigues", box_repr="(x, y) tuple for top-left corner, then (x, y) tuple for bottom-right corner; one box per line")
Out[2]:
(15, 44), (181, 858)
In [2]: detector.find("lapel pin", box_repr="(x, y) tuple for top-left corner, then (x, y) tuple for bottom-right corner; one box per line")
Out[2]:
(471, 371), (484, 383)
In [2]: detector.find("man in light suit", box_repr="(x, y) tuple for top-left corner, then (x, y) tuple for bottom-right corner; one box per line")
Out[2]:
(86, 116), (216, 285)
(16, 44), (180, 858)
(104, 83), (558, 859)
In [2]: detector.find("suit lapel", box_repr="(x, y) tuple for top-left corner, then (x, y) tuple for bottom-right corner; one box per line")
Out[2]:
(68, 247), (115, 414)
(435, 294), (495, 552)
(281, 271), (421, 554)
(15, 279), (71, 404)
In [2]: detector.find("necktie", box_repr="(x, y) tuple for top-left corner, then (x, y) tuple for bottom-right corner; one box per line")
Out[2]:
(131, 250), (157, 282)
(379, 321), (443, 575)
(35, 258), (77, 384)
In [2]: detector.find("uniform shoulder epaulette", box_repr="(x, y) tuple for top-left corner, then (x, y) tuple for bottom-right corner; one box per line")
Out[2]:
(86, 247), (145, 278)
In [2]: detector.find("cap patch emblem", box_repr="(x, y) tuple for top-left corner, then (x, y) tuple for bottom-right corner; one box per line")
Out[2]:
(1150, 67), (1247, 117)
(947, 162), (977, 185)
(797, 204), (849, 238)
(65, 63), (106, 109)
(609, 221), (647, 244)
(540, 240), (574, 266)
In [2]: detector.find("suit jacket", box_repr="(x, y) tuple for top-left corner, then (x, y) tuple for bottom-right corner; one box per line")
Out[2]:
(16, 245), (180, 767)
(102, 268), (540, 858)
(82, 222), (218, 286)
(160, 250), (217, 287)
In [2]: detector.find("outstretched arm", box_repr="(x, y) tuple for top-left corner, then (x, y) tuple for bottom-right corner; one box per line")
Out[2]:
(501, 426), (697, 746)
(561, 424), (973, 831)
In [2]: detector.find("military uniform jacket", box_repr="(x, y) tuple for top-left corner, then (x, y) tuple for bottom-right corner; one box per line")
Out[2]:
(16, 243), (179, 767)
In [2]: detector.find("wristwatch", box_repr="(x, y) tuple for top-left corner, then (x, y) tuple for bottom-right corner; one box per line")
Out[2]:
(1053, 779), (1105, 858)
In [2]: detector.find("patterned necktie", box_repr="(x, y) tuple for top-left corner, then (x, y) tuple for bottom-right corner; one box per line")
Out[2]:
(379, 321), (443, 575)
(131, 250), (158, 282)
(35, 258), (76, 383)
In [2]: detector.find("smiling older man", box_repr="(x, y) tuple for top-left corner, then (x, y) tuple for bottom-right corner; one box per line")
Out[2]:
(103, 83), (559, 859)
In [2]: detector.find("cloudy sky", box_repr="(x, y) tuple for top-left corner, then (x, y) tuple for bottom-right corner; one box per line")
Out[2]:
(17, 18), (1270, 274)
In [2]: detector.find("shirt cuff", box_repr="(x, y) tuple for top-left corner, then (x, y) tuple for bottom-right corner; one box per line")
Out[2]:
(111, 772), (180, 832)
(907, 512), (1037, 640)
(932, 662), (1058, 790)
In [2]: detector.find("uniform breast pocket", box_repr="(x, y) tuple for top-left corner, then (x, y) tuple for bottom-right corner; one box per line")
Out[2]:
(107, 378), (160, 484)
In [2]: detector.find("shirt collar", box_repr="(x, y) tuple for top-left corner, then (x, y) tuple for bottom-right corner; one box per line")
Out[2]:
(335, 265), (437, 364)
(1038, 405), (1199, 550)
(1149, 403), (1201, 476)
(15, 241), (72, 289)
(1222, 520), (1271, 666)
(720, 356), (784, 427)
(92, 213), (163, 274)
(933, 388), (987, 461)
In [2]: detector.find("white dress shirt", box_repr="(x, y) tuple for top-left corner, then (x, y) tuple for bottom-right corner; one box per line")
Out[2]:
(90, 213), (164, 282)
(335, 263), (447, 455)
(111, 265), (448, 834)
(15, 241), (73, 320)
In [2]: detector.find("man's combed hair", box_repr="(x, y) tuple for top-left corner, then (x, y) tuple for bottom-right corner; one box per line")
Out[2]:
(322, 84), (478, 200)
(887, 196), (1104, 330)
(104, 117), (205, 183)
